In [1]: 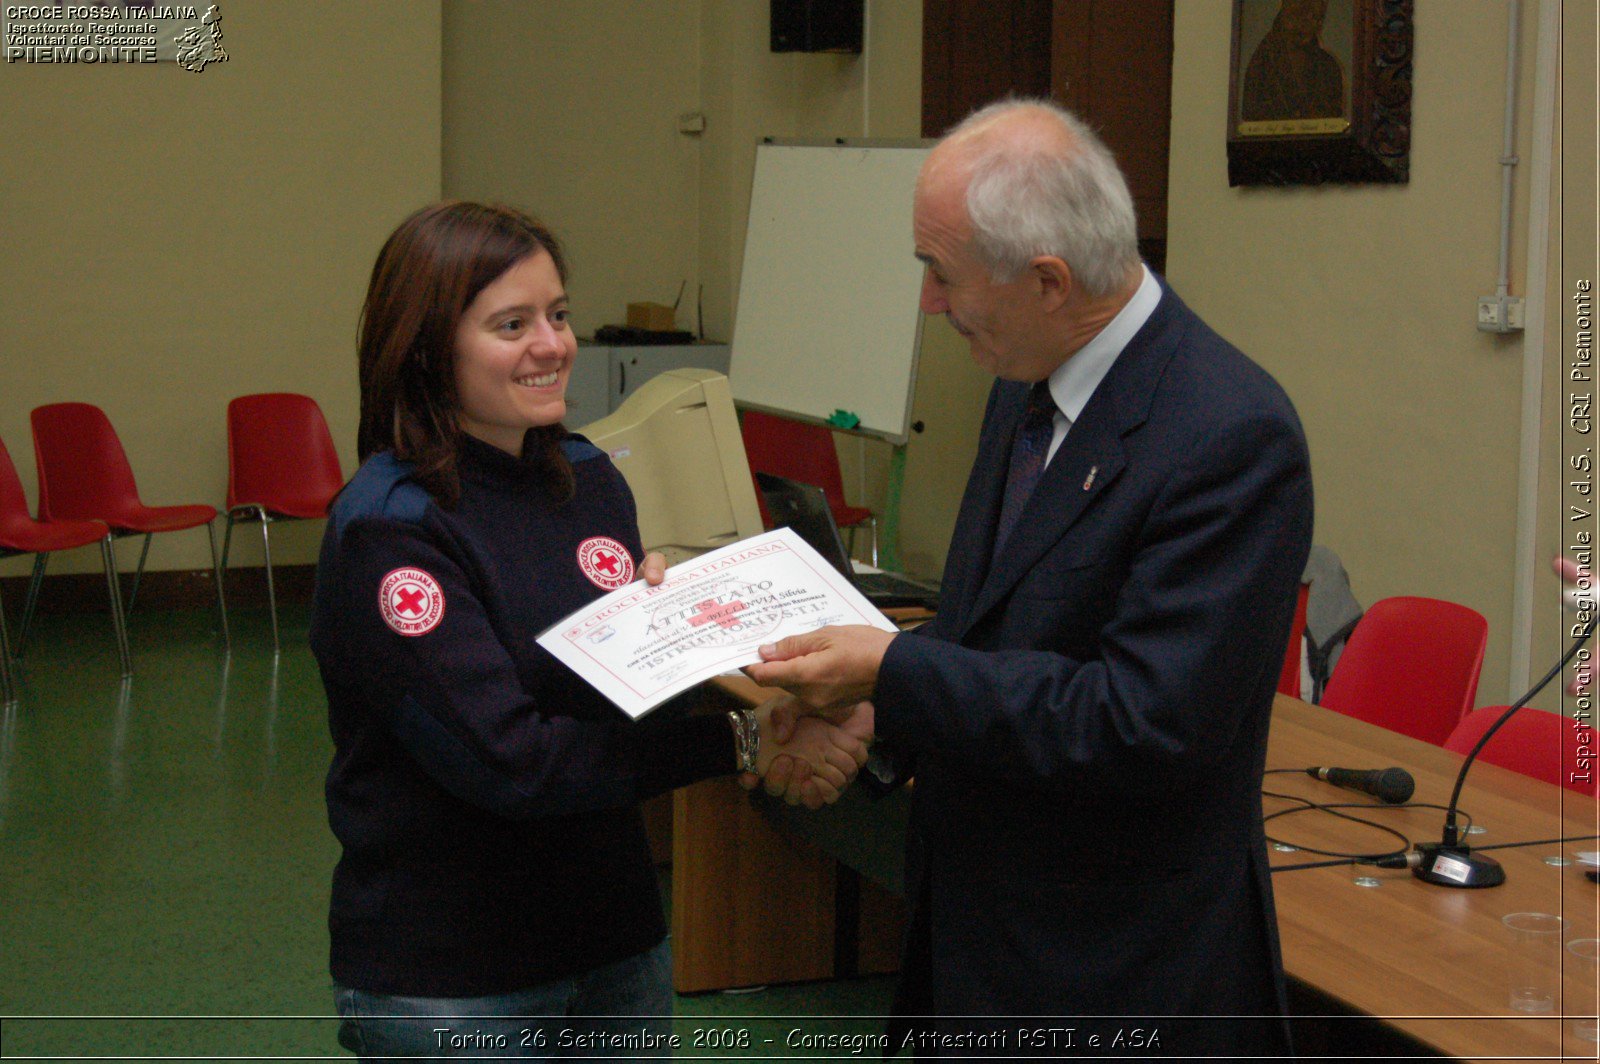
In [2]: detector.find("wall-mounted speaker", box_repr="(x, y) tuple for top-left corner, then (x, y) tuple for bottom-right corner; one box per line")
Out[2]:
(770, 0), (864, 54)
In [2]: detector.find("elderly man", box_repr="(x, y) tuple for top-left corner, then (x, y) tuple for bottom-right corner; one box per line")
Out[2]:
(747, 100), (1313, 1056)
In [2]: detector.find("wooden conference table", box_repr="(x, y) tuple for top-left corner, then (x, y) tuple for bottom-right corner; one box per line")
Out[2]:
(667, 688), (1600, 1060)
(1265, 696), (1598, 1062)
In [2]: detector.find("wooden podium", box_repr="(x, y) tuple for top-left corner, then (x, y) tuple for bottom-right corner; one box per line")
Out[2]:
(666, 677), (905, 993)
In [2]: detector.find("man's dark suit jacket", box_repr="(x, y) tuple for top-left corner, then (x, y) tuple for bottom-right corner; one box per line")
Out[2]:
(874, 281), (1313, 1057)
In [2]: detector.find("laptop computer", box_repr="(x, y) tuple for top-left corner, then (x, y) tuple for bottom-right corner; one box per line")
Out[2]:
(756, 471), (939, 610)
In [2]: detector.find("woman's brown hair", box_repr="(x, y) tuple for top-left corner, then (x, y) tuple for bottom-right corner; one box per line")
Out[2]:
(357, 201), (574, 507)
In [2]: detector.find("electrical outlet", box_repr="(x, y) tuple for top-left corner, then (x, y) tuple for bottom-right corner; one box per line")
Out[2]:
(1477, 297), (1502, 329)
(1476, 295), (1526, 334)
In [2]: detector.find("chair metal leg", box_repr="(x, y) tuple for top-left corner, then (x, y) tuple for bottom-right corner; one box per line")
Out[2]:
(15, 553), (48, 659)
(100, 536), (133, 678)
(258, 510), (279, 653)
(207, 519), (230, 650)
(126, 532), (153, 615)
(220, 512), (236, 572)
(219, 512), (237, 648)
(0, 583), (16, 705)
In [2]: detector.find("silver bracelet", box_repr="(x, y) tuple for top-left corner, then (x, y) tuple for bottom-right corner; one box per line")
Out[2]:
(727, 708), (759, 773)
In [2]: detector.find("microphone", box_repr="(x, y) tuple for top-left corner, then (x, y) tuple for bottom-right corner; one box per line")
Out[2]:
(1412, 615), (1598, 889)
(1306, 765), (1415, 804)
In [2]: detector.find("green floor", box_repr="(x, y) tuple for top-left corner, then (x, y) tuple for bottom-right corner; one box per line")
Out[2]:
(0, 603), (894, 1060)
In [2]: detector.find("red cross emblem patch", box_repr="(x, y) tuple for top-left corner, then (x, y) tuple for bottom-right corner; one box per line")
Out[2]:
(576, 536), (634, 590)
(378, 567), (446, 636)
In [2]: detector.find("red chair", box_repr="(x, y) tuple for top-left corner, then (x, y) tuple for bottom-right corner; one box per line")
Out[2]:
(222, 393), (344, 651)
(1445, 706), (1598, 796)
(1, 433), (131, 702)
(1278, 582), (1309, 697)
(30, 402), (228, 646)
(741, 409), (877, 564)
(1320, 596), (1488, 746)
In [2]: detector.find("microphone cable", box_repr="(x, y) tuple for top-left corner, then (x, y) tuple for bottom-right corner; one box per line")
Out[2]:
(1310, 834), (1600, 873)
(1261, 769), (1478, 871)
(1261, 796), (1596, 874)
(1258, 616), (1595, 877)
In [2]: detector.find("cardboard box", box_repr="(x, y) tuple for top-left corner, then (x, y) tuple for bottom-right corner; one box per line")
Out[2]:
(626, 302), (677, 331)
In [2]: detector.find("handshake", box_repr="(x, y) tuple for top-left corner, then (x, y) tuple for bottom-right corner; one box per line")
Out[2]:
(736, 693), (875, 810)
(730, 621), (901, 810)
(630, 550), (893, 807)
(614, 556), (902, 808)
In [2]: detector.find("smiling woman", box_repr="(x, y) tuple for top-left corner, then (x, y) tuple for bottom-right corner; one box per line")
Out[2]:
(452, 249), (577, 454)
(311, 202), (875, 1062)
(354, 202), (579, 508)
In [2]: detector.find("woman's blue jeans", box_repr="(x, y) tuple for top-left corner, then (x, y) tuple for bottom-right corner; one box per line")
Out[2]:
(333, 939), (673, 1061)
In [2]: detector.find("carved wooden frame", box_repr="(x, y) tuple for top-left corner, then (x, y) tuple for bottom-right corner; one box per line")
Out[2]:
(1227, 0), (1413, 187)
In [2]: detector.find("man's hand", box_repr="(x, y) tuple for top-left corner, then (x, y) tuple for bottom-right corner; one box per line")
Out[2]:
(743, 625), (897, 712)
(1555, 554), (1595, 695)
(1556, 554), (1596, 614)
(642, 551), (668, 586)
(738, 696), (875, 809)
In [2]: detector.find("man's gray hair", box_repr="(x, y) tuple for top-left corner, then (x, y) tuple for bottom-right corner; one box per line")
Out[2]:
(947, 99), (1140, 299)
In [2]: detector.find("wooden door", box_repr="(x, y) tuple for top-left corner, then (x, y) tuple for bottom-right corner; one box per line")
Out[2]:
(922, 0), (1173, 271)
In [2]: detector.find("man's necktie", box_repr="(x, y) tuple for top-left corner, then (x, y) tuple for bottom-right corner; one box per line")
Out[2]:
(995, 381), (1058, 551)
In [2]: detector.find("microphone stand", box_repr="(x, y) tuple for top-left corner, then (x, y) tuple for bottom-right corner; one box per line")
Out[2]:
(1413, 616), (1597, 888)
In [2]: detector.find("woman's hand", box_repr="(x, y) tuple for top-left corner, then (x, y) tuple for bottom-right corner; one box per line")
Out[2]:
(642, 551), (668, 586)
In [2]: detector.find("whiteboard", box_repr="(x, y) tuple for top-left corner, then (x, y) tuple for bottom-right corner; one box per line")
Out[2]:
(730, 141), (930, 443)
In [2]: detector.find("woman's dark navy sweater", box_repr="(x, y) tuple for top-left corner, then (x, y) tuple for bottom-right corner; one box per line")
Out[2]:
(311, 433), (734, 996)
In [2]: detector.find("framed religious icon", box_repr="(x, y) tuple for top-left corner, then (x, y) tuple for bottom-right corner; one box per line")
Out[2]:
(1227, 0), (1412, 186)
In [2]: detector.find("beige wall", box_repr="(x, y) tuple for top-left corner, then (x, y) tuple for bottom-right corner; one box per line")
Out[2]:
(13, 1), (1589, 713)
(442, 1), (971, 577)
(1166, 1), (1558, 703)
(0, 2), (442, 579)
(441, 1), (920, 345)
(442, 1), (702, 341)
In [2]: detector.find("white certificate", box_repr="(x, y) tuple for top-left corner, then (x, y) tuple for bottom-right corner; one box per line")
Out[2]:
(538, 527), (898, 718)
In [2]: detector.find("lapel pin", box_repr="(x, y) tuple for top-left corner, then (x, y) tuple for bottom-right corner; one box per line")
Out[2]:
(1083, 465), (1098, 491)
